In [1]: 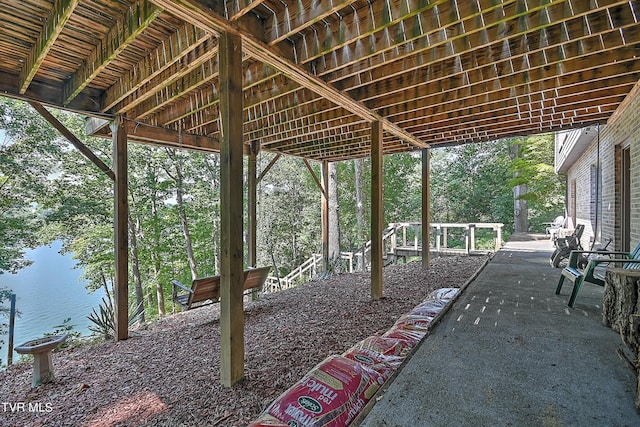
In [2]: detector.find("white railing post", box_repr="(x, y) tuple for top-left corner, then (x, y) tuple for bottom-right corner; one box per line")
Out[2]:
(443, 226), (448, 249)
(470, 223), (476, 252)
(465, 224), (470, 254)
(402, 225), (407, 246)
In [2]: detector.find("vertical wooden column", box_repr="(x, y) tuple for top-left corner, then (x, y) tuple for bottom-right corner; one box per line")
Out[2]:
(7, 293), (16, 365)
(111, 116), (129, 341)
(422, 148), (431, 270)
(248, 142), (258, 301)
(321, 161), (329, 272)
(219, 31), (244, 387)
(371, 121), (383, 300)
(248, 141), (258, 268)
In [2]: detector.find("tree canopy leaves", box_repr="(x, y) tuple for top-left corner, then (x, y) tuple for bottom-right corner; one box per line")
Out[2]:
(0, 98), (564, 324)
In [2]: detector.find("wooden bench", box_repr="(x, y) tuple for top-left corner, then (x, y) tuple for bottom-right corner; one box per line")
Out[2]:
(172, 266), (271, 310)
(556, 242), (640, 308)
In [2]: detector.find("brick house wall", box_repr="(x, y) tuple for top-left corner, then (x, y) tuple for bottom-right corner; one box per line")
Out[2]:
(564, 81), (640, 251)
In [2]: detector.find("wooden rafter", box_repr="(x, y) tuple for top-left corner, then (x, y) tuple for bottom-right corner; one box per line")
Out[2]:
(19, 0), (79, 94)
(103, 25), (211, 112)
(63, 1), (163, 105)
(150, 0), (429, 149)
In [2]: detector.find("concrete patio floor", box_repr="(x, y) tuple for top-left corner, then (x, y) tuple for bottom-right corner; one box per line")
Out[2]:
(358, 233), (640, 427)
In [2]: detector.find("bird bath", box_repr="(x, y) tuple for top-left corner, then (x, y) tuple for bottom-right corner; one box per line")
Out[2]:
(14, 335), (67, 387)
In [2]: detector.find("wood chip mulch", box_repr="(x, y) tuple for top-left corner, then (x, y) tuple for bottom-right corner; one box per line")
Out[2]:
(0, 255), (488, 427)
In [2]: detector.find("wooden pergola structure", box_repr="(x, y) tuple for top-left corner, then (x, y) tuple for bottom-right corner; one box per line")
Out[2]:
(1, 0), (639, 385)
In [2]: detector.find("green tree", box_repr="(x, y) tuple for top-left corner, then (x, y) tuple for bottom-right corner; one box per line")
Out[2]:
(430, 141), (513, 227)
(509, 134), (565, 230)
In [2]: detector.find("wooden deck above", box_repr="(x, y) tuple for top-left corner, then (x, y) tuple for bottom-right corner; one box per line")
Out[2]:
(1, 0), (639, 161)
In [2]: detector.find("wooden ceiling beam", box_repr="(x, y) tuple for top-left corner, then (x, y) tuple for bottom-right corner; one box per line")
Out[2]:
(412, 109), (617, 146)
(323, 0), (630, 89)
(103, 25), (211, 112)
(226, 0), (636, 147)
(248, 114), (367, 145)
(383, 59), (640, 126)
(0, 71), (106, 116)
(19, 0), (79, 94)
(403, 94), (627, 139)
(241, 58), (636, 148)
(229, 0), (269, 22)
(87, 117), (241, 154)
(63, 2), (163, 105)
(265, 0), (360, 46)
(128, 52), (221, 120)
(256, 87), (625, 151)
(148, 61), (299, 129)
(418, 110), (614, 147)
(262, 122), (370, 149)
(150, 0), (428, 149)
(279, 136), (415, 161)
(290, 0), (451, 65)
(302, 0), (515, 78)
(355, 23), (640, 108)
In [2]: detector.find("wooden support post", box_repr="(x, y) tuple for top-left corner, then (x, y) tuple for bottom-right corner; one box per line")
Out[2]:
(371, 121), (383, 300)
(7, 293), (16, 365)
(248, 141), (258, 300)
(219, 31), (244, 387)
(111, 116), (129, 341)
(248, 142), (258, 268)
(321, 161), (329, 272)
(422, 148), (431, 269)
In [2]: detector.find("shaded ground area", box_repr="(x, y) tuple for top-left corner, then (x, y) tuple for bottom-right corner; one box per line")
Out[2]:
(359, 234), (640, 426)
(0, 255), (487, 426)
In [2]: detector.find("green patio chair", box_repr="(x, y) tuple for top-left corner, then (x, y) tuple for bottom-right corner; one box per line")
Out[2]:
(556, 241), (640, 308)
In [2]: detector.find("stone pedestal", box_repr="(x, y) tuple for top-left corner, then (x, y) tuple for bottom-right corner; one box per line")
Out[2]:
(603, 269), (640, 408)
(14, 335), (67, 387)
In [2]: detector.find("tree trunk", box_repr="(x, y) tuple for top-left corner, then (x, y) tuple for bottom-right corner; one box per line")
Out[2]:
(354, 158), (366, 244)
(177, 183), (199, 280)
(166, 149), (199, 280)
(602, 268), (640, 409)
(150, 196), (166, 316)
(204, 156), (221, 274)
(328, 162), (341, 262)
(511, 143), (529, 233)
(128, 212), (145, 323)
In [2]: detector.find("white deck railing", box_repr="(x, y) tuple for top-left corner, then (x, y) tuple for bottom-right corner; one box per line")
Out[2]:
(264, 222), (503, 293)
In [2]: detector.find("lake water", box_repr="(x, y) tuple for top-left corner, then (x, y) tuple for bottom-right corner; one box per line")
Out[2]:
(0, 241), (106, 366)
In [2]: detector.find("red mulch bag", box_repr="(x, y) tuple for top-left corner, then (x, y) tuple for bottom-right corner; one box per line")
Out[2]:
(342, 346), (406, 381)
(382, 325), (426, 346)
(393, 314), (434, 332)
(409, 299), (448, 318)
(265, 355), (383, 427)
(427, 287), (459, 302)
(350, 335), (413, 357)
(247, 414), (291, 426)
